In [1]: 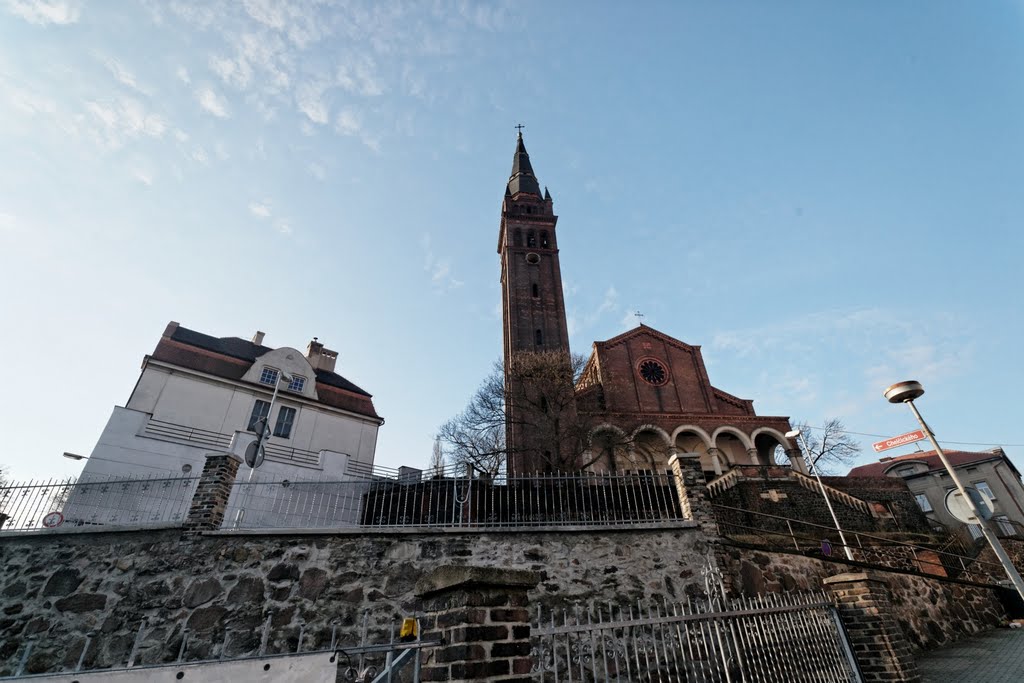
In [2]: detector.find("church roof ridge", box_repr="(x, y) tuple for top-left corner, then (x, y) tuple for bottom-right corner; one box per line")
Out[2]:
(595, 324), (700, 352)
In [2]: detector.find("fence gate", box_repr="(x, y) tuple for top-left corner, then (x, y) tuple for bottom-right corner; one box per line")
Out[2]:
(531, 560), (862, 682)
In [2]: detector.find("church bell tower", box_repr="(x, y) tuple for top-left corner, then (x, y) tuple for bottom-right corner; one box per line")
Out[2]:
(498, 132), (574, 474)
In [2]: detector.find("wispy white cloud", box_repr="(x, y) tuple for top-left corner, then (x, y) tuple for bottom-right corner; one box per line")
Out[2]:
(295, 81), (329, 124)
(708, 306), (971, 420)
(98, 55), (150, 95)
(249, 201), (271, 218)
(85, 97), (167, 149)
(335, 108), (361, 136)
(175, 66), (191, 85)
(275, 220), (293, 235)
(2, 0), (81, 25)
(195, 86), (230, 118)
(420, 233), (463, 291)
(336, 56), (384, 97)
(307, 161), (326, 180)
(190, 146), (209, 164)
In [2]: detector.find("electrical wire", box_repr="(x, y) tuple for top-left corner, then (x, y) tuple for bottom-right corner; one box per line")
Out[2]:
(799, 423), (1024, 449)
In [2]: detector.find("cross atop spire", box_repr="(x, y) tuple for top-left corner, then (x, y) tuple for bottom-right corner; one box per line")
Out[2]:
(515, 123), (525, 135)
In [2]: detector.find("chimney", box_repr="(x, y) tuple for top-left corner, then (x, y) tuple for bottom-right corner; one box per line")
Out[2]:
(252, 331), (266, 346)
(306, 337), (338, 374)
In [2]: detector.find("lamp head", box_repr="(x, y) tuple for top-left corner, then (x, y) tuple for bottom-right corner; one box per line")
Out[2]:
(62, 452), (87, 461)
(279, 370), (294, 383)
(785, 429), (801, 439)
(884, 380), (924, 404)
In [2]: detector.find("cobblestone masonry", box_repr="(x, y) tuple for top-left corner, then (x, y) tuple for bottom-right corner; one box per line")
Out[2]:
(0, 524), (707, 675)
(722, 546), (1007, 652)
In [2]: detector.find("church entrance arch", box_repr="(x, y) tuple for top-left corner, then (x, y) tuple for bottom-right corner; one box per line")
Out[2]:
(752, 428), (790, 466)
(631, 426), (672, 473)
(671, 425), (717, 474)
(589, 425), (630, 473)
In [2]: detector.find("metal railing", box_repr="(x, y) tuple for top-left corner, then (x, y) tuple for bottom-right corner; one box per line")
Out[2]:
(4, 611), (439, 681)
(0, 474), (198, 532)
(531, 557), (862, 682)
(227, 470), (684, 530)
(713, 503), (1007, 580)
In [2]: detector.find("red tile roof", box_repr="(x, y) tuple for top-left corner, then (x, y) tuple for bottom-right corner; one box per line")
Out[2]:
(847, 449), (1007, 478)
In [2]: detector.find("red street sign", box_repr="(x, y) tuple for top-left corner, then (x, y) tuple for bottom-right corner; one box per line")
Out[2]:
(872, 430), (926, 453)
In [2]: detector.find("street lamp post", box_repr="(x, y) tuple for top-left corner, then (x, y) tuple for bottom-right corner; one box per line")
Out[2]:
(786, 429), (856, 562)
(884, 380), (1024, 601)
(234, 369), (293, 528)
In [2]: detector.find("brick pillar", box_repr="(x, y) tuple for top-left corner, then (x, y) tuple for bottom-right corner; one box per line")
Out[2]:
(823, 572), (919, 683)
(668, 452), (719, 537)
(416, 566), (539, 682)
(183, 452), (241, 532)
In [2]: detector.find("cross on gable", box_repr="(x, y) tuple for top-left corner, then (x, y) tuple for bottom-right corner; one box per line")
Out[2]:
(760, 489), (788, 503)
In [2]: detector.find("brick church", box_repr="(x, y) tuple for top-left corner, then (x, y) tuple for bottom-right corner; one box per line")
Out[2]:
(497, 133), (809, 479)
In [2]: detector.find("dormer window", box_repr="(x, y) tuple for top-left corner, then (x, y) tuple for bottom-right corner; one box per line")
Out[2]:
(287, 375), (306, 392)
(259, 367), (279, 386)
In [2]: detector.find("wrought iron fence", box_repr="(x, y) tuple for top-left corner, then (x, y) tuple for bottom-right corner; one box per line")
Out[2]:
(0, 474), (198, 532)
(5, 611), (439, 681)
(713, 503), (1007, 581)
(227, 471), (684, 530)
(531, 558), (862, 682)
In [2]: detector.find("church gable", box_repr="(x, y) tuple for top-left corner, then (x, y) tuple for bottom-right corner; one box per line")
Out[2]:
(581, 325), (755, 417)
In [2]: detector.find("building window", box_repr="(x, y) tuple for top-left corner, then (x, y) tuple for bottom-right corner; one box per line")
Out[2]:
(514, 229), (522, 247)
(914, 493), (933, 513)
(540, 231), (550, 248)
(895, 466), (918, 477)
(273, 406), (297, 439)
(967, 524), (984, 541)
(248, 400), (270, 432)
(974, 481), (996, 500)
(259, 367), (279, 386)
(527, 231), (537, 248)
(532, 283), (539, 298)
(995, 515), (1017, 536)
(287, 375), (306, 392)
(535, 329), (543, 346)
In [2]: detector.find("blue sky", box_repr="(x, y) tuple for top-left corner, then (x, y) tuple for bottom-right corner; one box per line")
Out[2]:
(2, 1), (1023, 480)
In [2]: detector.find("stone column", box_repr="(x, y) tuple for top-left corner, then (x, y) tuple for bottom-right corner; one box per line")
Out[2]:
(183, 452), (241, 532)
(786, 448), (809, 474)
(416, 566), (539, 682)
(668, 452), (719, 537)
(746, 448), (761, 466)
(823, 572), (919, 683)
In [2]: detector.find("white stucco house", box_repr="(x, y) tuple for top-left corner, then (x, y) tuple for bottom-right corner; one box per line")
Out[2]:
(78, 321), (384, 484)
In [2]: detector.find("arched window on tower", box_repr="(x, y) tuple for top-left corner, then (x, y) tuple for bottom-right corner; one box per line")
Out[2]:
(540, 231), (550, 248)
(527, 231), (537, 248)
(532, 283), (539, 298)
(513, 229), (522, 247)
(535, 329), (543, 346)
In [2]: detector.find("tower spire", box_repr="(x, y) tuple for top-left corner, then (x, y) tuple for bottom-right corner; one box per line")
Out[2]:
(507, 132), (542, 197)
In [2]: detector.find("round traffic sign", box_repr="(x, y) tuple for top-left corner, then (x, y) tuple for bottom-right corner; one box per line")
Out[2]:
(244, 441), (265, 469)
(944, 486), (995, 525)
(42, 511), (64, 528)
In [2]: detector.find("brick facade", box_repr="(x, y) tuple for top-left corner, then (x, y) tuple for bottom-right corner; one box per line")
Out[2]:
(824, 572), (921, 682)
(183, 452), (241, 532)
(417, 566), (538, 682)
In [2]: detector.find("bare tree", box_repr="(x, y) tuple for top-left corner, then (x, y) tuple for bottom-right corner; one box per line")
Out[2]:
(428, 437), (446, 477)
(438, 351), (624, 476)
(777, 418), (861, 474)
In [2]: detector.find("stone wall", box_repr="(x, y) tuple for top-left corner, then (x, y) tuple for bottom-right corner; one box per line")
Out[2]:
(0, 523), (705, 676)
(721, 544), (1007, 653)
